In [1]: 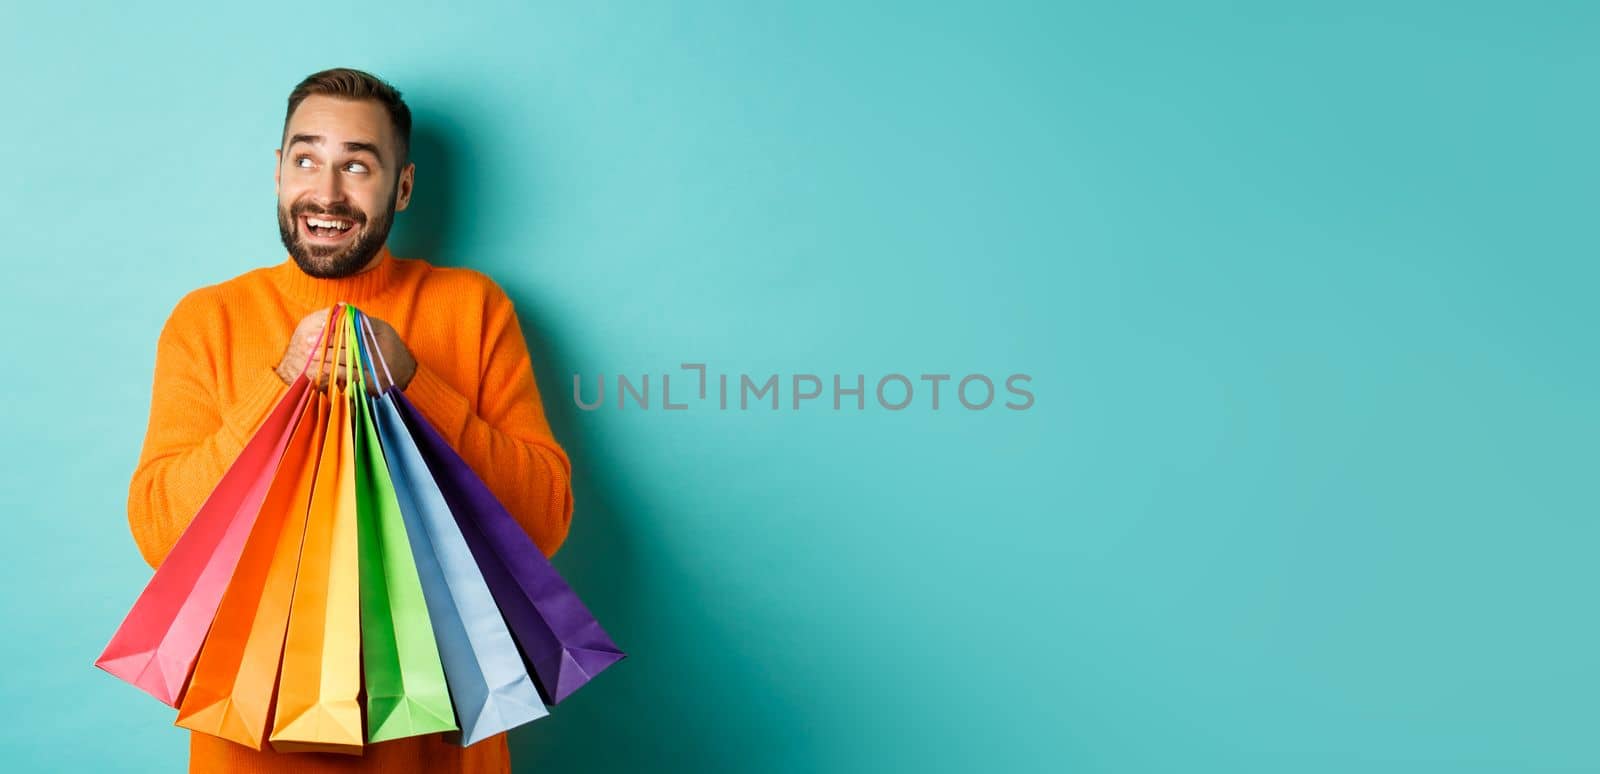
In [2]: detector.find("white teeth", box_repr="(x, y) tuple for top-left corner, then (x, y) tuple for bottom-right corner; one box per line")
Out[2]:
(307, 217), (351, 229)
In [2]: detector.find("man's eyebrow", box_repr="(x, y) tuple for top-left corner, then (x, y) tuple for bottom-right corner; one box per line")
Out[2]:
(286, 134), (386, 166)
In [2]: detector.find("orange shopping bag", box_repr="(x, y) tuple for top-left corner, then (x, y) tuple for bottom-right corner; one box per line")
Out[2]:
(269, 305), (365, 755)
(174, 382), (330, 748)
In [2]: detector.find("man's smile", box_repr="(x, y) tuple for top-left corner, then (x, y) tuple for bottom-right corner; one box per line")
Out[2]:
(300, 213), (359, 244)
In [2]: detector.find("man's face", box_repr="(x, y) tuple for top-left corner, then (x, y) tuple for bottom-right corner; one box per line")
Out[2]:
(275, 95), (413, 278)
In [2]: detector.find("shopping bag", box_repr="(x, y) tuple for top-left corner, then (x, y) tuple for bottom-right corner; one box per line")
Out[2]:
(366, 313), (625, 705)
(97, 311), (326, 707)
(355, 309), (548, 745)
(349, 310), (457, 743)
(269, 305), (364, 755)
(174, 384), (329, 748)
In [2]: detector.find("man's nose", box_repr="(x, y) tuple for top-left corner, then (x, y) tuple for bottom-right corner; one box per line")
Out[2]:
(310, 164), (344, 206)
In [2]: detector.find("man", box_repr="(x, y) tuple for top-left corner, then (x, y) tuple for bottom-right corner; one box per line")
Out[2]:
(125, 67), (574, 774)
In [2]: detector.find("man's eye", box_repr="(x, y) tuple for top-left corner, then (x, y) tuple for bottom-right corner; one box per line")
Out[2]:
(345, 162), (369, 173)
(295, 156), (314, 168)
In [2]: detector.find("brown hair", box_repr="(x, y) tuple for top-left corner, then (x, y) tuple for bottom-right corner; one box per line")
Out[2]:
(282, 67), (412, 166)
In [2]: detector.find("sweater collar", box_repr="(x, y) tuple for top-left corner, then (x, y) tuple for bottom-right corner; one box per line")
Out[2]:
(269, 243), (403, 308)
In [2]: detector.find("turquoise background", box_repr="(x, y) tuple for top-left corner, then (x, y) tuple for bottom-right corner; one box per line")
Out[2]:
(1, 2), (1595, 772)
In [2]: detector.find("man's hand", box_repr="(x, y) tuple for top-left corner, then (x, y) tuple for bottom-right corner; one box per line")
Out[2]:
(274, 308), (335, 387)
(274, 307), (419, 392)
(361, 314), (418, 391)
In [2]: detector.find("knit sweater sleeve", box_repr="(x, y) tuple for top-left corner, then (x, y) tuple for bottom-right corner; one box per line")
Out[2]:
(125, 291), (286, 569)
(401, 285), (575, 558)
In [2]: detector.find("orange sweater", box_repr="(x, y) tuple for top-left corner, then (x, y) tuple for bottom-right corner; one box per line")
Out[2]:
(125, 243), (574, 774)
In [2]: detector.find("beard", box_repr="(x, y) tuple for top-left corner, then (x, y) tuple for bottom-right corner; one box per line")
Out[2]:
(276, 185), (397, 279)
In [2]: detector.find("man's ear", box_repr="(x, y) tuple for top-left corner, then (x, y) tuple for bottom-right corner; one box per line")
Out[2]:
(273, 148), (282, 192)
(395, 161), (416, 212)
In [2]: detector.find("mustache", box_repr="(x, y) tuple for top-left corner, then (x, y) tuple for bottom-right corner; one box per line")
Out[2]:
(293, 203), (366, 223)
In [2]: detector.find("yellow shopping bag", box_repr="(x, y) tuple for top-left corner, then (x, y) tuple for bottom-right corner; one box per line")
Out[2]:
(269, 305), (364, 755)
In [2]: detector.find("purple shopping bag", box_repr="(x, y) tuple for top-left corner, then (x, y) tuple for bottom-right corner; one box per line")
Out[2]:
(359, 314), (624, 704)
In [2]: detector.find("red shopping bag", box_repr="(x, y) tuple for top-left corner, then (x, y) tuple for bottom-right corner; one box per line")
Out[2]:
(96, 311), (334, 707)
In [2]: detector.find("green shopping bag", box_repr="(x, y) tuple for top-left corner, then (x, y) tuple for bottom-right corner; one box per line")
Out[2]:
(349, 309), (457, 742)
